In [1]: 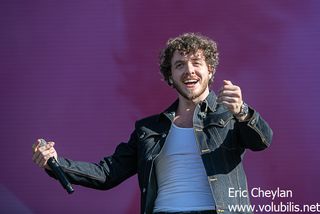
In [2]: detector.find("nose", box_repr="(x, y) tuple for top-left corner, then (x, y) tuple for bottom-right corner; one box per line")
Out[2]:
(185, 62), (195, 75)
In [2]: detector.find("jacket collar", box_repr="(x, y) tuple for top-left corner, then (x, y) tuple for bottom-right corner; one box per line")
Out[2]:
(159, 90), (218, 122)
(202, 90), (218, 113)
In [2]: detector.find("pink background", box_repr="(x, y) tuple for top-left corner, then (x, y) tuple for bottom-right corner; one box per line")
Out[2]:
(1, 1), (320, 213)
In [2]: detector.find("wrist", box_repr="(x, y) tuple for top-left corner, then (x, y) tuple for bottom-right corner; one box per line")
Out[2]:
(234, 102), (249, 121)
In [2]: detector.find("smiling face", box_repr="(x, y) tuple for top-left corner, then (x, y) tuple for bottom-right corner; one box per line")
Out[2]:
(170, 50), (214, 102)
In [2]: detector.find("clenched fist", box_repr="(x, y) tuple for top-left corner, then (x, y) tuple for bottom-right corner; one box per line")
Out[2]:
(217, 80), (249, 121)
(32, 139), (57, 170)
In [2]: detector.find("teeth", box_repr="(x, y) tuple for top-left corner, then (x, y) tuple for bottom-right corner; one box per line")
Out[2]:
(184, 79), (198, 84)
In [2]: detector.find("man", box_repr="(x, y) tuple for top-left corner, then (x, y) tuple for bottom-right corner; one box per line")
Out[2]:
(32, 33), (273, 214)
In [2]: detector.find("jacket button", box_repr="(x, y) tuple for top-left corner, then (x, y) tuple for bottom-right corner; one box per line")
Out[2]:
(142, 188), (146, 193)
(139, 132), (146, 139)
(198, 112), (206, 118)
(161, 133), (167, 138)
(219, 119), (225, 126)
(250, 119), (256, 125)
(209, 177), (217, 182)
(201, 149), (210, 154)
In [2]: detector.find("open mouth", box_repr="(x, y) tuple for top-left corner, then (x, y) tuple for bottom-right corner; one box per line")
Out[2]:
(183, 79), (199, 88)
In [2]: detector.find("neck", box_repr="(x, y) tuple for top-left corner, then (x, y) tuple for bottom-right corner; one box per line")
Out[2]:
(177, 88), (209, 112)
(174, 89), (210, 128)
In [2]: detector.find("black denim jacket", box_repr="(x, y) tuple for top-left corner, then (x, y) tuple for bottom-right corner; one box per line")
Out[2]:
(47, 91), (273, 214)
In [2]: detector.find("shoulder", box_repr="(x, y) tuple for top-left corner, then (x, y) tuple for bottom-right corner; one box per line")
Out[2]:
(134, 112), (171, 137)
(135, 114), (161, 128)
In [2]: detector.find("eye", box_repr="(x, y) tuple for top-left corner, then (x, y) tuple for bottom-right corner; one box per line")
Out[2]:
(193, 62), (201, 67)
(175, 63), (183, 69)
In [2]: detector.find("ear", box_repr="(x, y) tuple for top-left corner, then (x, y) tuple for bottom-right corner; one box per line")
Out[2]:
(209, 66), (216, 77)
(208, 71), (214, 78)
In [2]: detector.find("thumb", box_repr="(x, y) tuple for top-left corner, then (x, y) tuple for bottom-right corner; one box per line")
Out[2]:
(48, 141), (55, 147)
(33, 139), (42, 149)
(223, 80), (233, 85)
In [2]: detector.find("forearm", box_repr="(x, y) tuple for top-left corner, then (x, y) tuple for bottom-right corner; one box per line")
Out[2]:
(45, 156), (111, 190)
(46, 154), (136, 190)
(237, 108), (273, 151)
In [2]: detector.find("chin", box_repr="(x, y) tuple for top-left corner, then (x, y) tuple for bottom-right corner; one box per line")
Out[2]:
(180, 90), (203, 101)
(173, 82), (208, 101)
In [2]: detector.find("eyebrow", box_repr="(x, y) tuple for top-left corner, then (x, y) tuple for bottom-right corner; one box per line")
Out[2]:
(190, 55), (203, 60)
(173, 57), (203, 65)
(191, 58), (202, 62)
(173, 60), (186, 66)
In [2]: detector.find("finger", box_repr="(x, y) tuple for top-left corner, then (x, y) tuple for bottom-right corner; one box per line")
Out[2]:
(32, 144), (38, 154)
(38, 146), (46, 153)
(221, 101), (234, 109)
(32, 146), (44, 162)
(47, 141), (55, 147)
(39, 148), (56, 168)
(223, 80), (233, 85)
(40, 153), (54, 168)
(35, 152), (45, 167)
(39, 156), (48, 168)
(46, 148), (56, 159)
(219, 90), (241, 98)
(32, 143), (37, 150)
(40, 148), (55, 157)
(42, 141), (54, 150)
(33, 152), (42, 166)
(221, 101), (241, 114)
(222, 84), (239, 91)
(34, 146), (51, 164)
(32, 151), (40, 163)
(36, 139), (43, 147)
(38, 142), (53, 152)
(218, 89), (241, 101)
(218, 80), (233, 93)
(220, 99), (240, 112)
(218, 96), (239, 104)
(32, 139), (42, 153)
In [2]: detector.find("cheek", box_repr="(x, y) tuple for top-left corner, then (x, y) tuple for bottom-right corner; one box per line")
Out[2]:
(199, 69), (211, 79)
(171, 71), (182, 80)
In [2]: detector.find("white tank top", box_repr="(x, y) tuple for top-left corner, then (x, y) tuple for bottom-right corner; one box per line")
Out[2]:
(153, 123), (215, 212)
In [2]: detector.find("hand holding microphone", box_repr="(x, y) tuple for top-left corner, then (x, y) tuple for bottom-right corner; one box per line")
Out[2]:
(32, 139), (74, 194)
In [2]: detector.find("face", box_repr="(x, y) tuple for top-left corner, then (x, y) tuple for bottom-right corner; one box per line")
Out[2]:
(170, 50), (213, 102)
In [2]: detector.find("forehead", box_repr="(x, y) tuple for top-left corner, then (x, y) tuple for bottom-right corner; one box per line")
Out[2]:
(171, 50), (205, 63)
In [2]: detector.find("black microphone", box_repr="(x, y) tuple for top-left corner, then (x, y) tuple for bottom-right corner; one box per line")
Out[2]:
(39, 139), (74, 194)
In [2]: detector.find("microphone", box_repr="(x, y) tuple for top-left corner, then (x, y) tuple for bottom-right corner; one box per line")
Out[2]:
(39, 139), (74, 194)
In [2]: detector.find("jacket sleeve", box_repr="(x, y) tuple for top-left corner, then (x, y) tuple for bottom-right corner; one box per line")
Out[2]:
(46, 130), (138, 190)
(236, 108), (273, 151)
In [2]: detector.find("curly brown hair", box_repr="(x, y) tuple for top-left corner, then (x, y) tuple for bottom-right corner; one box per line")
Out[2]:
(159, 32), (219, 86)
